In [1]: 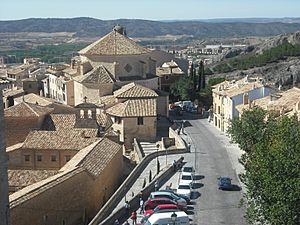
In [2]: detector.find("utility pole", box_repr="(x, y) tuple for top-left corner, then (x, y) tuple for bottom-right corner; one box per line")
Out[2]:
(0, 87), (10, 225)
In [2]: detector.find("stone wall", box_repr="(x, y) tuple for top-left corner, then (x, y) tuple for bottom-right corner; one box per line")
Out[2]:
(89, 139), (187, 225)
(8, 148), (78, 170)
(9, 148), (123, 225)
(123, 117), (157, 149)
(0, 88), (10, 225)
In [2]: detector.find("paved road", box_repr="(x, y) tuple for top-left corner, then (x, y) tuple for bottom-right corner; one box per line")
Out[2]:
(168, 115), (247, 225)
(127, 114), (246, 225)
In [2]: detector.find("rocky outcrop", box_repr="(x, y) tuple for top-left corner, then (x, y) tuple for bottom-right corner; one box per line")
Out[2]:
(211, 57), (300, 87)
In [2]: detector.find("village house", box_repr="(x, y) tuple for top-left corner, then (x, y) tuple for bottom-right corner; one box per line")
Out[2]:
(156, 60), (185, 92)
(212, 76), (272, 132)
(9, 137), (123, 225)
(236, 87), (300, 118)
(104, 82), (160, 149)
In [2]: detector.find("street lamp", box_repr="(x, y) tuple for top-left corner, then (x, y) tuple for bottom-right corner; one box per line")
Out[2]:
(156, 143), (160, 174)
(171, 212), (177, 225)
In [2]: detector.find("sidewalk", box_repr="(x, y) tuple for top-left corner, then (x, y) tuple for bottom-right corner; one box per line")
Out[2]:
(112, 154), (182, 215)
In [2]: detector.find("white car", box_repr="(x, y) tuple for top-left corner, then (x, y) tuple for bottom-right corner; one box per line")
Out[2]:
(180, 174), (194, 187)
(182, 165), (195, 177)
(177, 183), (192, 199)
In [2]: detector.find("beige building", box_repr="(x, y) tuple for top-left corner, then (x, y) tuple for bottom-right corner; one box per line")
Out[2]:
(212, 77), (272, 132)
(236, 87), (300, 118)
(156, 60), (185, 92)
(10, 138), (123, 225)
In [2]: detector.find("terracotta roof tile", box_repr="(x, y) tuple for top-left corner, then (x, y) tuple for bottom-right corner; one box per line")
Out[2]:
(14, 93), (54, 106)
(42, 114), (76, 130)
(8, 170), (59, 189)
(75, 65), (115, 84)
(106, 99), (156, 117)
(79, 31), (151, 56)
(114, 82), (158, 98)
(80, 138), (121, 177)
(4, 102), (53, 117)
(22, 130), (99, 150)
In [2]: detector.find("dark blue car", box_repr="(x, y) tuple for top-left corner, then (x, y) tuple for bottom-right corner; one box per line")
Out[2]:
(218, 176), (232, 190)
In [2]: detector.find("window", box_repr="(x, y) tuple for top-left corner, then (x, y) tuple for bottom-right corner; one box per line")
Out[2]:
(65, 155), (71, 162)
(24, 155), (30, 162)
(137, 117), (144, 125)
(80, 110), (84, 119)
(28, 84), (32, 88)
(165, 75), (169, 80)
(51, 155), (57, 162)
(88, 110), (92, 119)
(37, 155), (42, 162)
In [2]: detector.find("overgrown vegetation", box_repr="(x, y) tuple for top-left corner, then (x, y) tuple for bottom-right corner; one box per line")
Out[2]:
(0, 43), (87, 63)
(212, 41), (300, 74)
(228, 108), (300, 225)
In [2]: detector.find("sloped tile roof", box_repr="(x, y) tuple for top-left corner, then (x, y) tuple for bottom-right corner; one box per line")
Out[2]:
(98, 95), (117, 107)
(106, 99), (156, 117)
(42, 114), (76, 130)
(114, 82), (158, 98)
(75, 65), (115, 84)
(79, 31), (151, 56)
(96, 111), (113, 129)
(236, 87), (300, 114)
(4, 102), (53, 117)
(156, 67), (184, 76)
(22, 130), (99, 150)
(80, 138), (121, 177)
(14, 93), (54, 106)
(8, 170), (59, 188)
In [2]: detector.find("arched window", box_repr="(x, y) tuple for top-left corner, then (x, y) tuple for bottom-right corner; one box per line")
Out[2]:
(80, 110), (84, 118)
(88, 110), (92, 119)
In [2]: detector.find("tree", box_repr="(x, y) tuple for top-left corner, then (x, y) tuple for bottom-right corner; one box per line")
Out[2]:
(171, 77), (194, 101)
(228, 108), (300, 225)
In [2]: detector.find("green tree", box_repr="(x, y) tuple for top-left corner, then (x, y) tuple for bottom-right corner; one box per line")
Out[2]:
(228, 108), (300, 225)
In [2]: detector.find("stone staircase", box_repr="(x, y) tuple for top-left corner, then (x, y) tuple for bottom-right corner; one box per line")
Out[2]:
(139, 142), (159, 156)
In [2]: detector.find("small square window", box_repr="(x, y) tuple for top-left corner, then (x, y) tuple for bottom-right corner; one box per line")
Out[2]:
(137, 117), (144, 125)
(24, 155), (30, 162)
(65, 155), (71, 162)
(51, 155), (57, 162)
(37, 155), (42, 162)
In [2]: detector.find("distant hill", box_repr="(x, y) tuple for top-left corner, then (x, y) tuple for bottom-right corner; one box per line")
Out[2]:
(1, 17), (300, 38)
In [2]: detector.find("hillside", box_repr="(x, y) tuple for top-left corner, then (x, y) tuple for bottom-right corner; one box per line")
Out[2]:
(1, 18), (300, 38)
(209, 31), (300, 87)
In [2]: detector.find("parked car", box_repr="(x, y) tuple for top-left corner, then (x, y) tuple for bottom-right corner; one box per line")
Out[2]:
(143, 211), (190, 225)
(144, 204), (179, 217)
(149, 191), (187, 210)
(177, 183), (192, 199)
(182, 101), (193, 111)
(144, 198), (177, 211)
(181, 165), (195, 177)
(160, 189), (190, 203)
(218, 176), (232, 190)
(180, 174), (194, 187)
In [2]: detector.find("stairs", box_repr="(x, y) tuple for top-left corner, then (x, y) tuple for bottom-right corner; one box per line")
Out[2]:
(139, 142), (159, 156)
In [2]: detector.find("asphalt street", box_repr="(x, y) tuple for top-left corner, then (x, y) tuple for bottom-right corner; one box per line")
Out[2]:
(165, 114), (247, 225)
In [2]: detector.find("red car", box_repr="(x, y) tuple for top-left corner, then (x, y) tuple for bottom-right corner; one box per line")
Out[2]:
(144, 204), (179, 217)
(144, 198), (177, 212)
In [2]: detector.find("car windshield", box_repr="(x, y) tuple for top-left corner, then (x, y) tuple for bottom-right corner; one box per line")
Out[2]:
(221, 178), (231, 184)
(170, 193), (180, 200)
(182, 175), (192, 180)
(183, 167), (193, 172)
(178, 185), (190, 189)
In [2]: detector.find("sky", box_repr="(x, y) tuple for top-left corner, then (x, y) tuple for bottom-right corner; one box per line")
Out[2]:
(0, 0), (299, 21)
